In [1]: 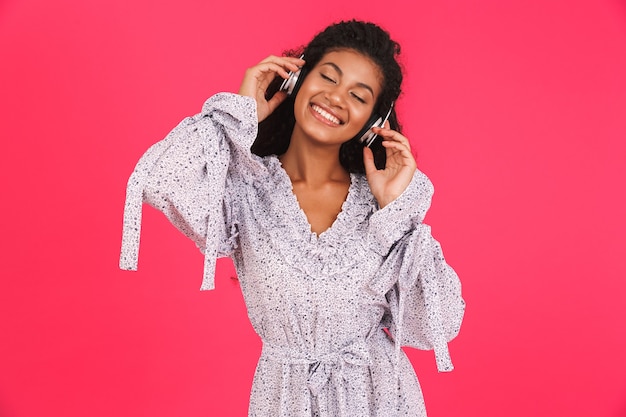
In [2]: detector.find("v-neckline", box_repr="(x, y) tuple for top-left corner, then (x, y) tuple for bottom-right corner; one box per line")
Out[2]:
(274, 156), (357, 241)
(249, 155), (374, 279)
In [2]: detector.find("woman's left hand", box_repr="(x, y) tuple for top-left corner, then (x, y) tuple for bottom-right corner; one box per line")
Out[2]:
(363, 125), (417, 208)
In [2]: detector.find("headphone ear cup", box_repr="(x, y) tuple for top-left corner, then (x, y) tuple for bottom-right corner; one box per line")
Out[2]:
(356, 102), (395, 147)
(290, 67), (307, 97)
(280, 63), (308, 96)
(356, 113), (385, 147)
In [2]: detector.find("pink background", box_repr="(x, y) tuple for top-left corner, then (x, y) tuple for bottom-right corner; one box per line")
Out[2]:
(1, 0), (625, 416)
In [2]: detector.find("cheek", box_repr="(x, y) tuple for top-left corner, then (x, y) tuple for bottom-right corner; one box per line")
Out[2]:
(351, 108), (374, 130)
(292, 95), (308, 125)
(293, 81), (315, 114)
(357, 108), (373, 123)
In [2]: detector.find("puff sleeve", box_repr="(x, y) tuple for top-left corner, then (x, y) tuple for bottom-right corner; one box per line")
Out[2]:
(368, 170), (465, 372)
(119, 93), (259, 290)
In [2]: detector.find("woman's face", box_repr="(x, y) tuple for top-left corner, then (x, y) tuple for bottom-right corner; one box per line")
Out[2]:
(292, 49), (383, 147)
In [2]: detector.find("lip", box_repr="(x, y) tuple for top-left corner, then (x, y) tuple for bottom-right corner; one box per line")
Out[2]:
(309, 102), (344, 127)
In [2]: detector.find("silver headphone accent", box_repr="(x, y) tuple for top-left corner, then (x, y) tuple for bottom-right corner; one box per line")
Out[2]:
(279, 54), (395, 148)
(360, 102), (394, 147)
(280, 55), (305, 96)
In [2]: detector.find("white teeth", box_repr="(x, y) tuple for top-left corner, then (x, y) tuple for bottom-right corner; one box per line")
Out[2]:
(312, 105), (341, 125)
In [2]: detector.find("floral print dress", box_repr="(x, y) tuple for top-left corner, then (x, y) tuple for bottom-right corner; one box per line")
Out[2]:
(120, 93), (465, 416)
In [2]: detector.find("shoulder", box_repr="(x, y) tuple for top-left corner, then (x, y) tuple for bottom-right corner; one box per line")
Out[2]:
(227, 153), (281, 189)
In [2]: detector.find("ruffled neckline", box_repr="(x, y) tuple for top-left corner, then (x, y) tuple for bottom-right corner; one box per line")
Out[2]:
(247, 155), (376, 277)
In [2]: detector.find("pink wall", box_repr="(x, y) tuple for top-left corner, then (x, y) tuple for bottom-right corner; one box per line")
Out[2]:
(1, 0), (625, 416)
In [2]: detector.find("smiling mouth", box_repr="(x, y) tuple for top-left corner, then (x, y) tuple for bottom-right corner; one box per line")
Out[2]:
(311, 104), (344, 125)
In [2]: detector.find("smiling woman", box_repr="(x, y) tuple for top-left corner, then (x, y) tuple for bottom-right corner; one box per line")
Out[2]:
(120, 20), (465, 417)
(292, 50), (382, 148)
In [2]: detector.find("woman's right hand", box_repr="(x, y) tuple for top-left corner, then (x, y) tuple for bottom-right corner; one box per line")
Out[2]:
(238, 55), (305, 122)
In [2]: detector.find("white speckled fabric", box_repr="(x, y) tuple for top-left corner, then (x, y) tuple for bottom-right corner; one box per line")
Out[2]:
(120, 93), (465, 416)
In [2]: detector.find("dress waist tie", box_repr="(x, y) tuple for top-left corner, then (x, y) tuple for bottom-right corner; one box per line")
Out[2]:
(261, 341), (371, 416)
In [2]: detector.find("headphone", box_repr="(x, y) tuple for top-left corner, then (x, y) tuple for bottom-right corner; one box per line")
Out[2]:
(280, 56), (394, 148)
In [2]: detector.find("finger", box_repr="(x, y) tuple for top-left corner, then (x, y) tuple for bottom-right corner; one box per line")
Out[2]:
(380, 134), (414, 154)
(260, 55), (304, 64)
(247, 61), (296, 84)
(244, 63), (291, 95)
(381, 140), (417, 168)
(281, 56), (306, 67)
(256, 62), (293, 79)
(265, 91), (288, 116)
(373, 127), (412, 148)
(259, 55), (304, 72)
(381, 140), (413, 157)
(244, 56), (305, 97)
(363, 145), (378, 175)
(240, 55), (306, 106)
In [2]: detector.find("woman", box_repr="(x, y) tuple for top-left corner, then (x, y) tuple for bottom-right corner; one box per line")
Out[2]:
(121, 20), (464, 416)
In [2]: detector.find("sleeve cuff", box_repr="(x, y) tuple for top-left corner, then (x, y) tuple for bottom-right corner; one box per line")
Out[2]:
(201, 93), (258, 153)
(367, 169), (434, 255)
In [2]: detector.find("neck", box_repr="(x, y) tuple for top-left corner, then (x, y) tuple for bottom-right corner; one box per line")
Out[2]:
(279, 133), (349, 187)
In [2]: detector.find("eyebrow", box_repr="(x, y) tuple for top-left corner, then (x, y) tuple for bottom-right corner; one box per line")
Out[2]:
(320, 62), (375, 97)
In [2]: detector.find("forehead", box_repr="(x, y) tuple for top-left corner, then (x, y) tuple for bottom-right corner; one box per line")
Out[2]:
(316, 49), (383, 94)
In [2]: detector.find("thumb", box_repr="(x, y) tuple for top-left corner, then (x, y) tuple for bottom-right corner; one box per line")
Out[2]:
(363, 146), (377, 175)
(264, 91), (288, 118)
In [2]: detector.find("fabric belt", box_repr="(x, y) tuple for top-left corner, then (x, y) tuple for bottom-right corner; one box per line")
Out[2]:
(261, 341), (371, 397)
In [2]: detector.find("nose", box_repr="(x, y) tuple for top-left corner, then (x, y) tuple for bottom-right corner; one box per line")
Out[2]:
(325, 86), (347, 108)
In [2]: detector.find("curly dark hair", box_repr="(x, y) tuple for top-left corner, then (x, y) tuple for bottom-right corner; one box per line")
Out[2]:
(251, 20), (404, 173)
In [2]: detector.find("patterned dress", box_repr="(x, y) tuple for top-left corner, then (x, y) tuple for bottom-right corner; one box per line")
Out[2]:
(120, 93), (465, 416)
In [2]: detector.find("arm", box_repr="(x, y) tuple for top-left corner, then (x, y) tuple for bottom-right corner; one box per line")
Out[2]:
(367, 170), (465, 372)
(381, 226), (464, 372)
(120, 55), (306, 290)
(119, 93), (258, 290)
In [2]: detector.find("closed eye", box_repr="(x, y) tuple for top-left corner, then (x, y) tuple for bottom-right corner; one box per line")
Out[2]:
(351, 92), (366, 103)
(320, 73), (336, 84)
